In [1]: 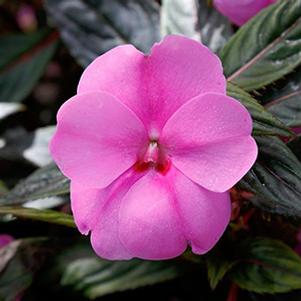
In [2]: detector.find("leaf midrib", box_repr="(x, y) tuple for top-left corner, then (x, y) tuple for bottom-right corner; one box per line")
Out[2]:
(227, 16), (301, 82)
(0, 31), (59, 75)
(0, 207), (76, 228)
(83, 1), (131, 45)
(240, 258), (301, 278)
(265, 90), (301, 108)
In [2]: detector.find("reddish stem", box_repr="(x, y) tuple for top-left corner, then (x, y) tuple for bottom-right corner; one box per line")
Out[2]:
(227, 283), (239, 301)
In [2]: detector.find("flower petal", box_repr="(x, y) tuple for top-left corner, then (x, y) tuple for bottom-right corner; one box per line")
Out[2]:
(171, 168), (231, 254)
(214, 0), (276, 26)
(162, 93), (257, 192)
(0, 235), (14, 248)
(144, 35), (226, 132)
(91, 169), (146, 260)
(90, 193), (133, 260)
(119, 171), (187, 260)
(78, 45), (147, 125)
(78, 35), (226, 133)
(71, 167), (231, 259)
(50, 92), (148, 189)
(70, 182), (102, 235)
(71, 169), (145, 260)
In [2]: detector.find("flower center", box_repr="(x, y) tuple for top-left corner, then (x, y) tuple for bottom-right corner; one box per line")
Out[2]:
(134, 140), (171, 175)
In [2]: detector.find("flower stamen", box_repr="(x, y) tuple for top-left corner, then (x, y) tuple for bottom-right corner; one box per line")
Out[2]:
(134, 141), (170, 175)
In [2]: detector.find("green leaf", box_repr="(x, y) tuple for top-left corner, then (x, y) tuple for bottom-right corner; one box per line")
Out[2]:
(221, 0), (301, 91)
(161, 0), (232, 52)
(0, 238), (49, 301)
(65, 259), (185, 299)
(0, 126), (55, 166)
(289, 134), (301, 160)
(261, 66), (301, 128)
(23, 196), (68, 210)
(0, 181), (8, 196)
(0, 240), (22, 272)
(0, 207), (75, 228)
(240, 290), (301, 301)
(206, 253), (236, 289)
(229, 238), (301, 293)
(52, 242), (188, 299)
(227, 83), (292, 137)
(1, 163), (69, 206)
(205, 239), (238, 289)
(21, 126), (55, 167)
(0, 103), (24, 120)
(240, 136), (301, 217)
(161, 0), (200, 40)
(45, 0), (160, 67)
(0, 30), (58, 103)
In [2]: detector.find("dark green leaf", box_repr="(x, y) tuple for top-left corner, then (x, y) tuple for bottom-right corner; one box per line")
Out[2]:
(0, 30), (58, 103)
(161, 0), (233, 52)
(221, 0), (301, 91)
(206, 254), (236, 289)
(64, 259), (185, 299)
(0, 238), (49, 301)
(0, 240), (21, 272)
(161, 0), (198, 39)
(23, 196), (68, 210)
(261, 66), (301, 128)
(288, 134), (301, 160)
(0, 126), (55, 166)
(0, 181), (8, 197)
(0, 103), (24, 120)
(205, 239), (238, 290)
(196, 0), (233, 52)
(227, 83), (292, 137)
(240, 290), (301, 301)
(0, 207), (75, 228)
(1, 163), (69, 206)
(52, 242), (188, 299)
(45, 0), (160, 67)
(20, 126), (55, 167)
(240, 136), (301, 217)
(0, 257), (31, 301)
(230, 238), (301, 293)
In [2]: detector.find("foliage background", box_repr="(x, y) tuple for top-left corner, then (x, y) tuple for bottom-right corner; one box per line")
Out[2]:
(1, 0), (301, 300)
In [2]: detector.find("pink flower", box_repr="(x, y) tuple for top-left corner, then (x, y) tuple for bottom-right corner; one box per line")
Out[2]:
(214, 0), (277, 26)
(16, 4), (37, 32)
(50, 35), (257, 260)
(0, 234), (14, 248)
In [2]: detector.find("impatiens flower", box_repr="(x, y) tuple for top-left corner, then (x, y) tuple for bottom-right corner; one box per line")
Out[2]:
(0, 234), (14, 248)
(50, 35), (257, 260)
(214, 0), (277, 26)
